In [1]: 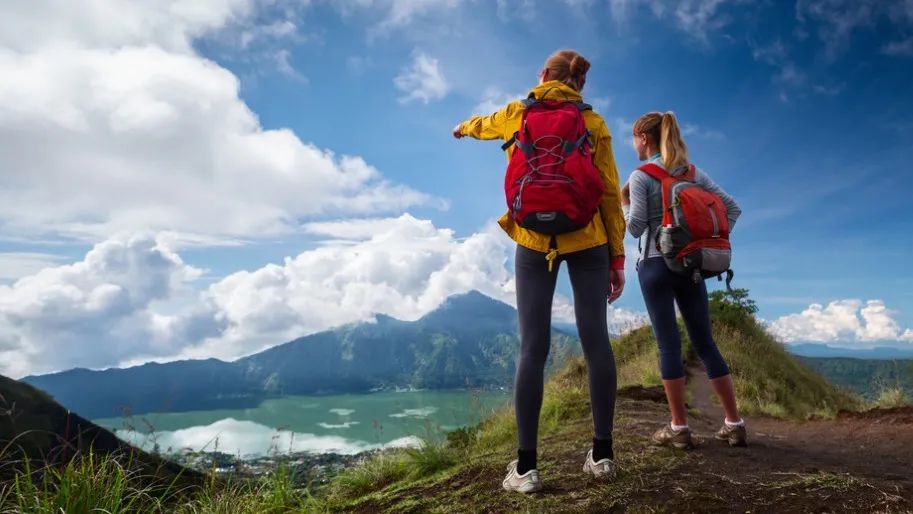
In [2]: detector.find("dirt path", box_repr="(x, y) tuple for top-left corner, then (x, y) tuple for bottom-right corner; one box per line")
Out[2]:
(636, 367), (913, 512)
(346, 374), (913, 513)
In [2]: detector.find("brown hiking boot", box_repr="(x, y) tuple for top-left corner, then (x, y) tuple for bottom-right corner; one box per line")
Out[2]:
(651, 424), (694, 450)
(715, 423), (748, 447)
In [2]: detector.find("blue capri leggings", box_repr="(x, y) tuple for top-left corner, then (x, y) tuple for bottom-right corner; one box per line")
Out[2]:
(637, 257), (730, 380)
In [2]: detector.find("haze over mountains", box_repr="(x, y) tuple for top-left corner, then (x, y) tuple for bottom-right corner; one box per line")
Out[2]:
(21, 289), (913, 420)
(786, 343), (913, 359)
(23, 291), (579, 419)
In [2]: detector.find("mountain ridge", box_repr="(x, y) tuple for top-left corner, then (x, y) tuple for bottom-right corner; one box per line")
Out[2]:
(23, 290), (578, 419)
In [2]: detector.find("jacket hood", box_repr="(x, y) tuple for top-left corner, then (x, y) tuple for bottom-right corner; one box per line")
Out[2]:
(527, 80), (583, 102)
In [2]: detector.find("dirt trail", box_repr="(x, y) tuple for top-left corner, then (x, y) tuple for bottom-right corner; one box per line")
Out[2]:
(347, 373), (913, 513)
(638, 367), (913, 512)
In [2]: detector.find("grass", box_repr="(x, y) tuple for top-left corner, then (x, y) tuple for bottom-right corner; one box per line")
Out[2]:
(769, 471), (865, 493)
(873, 387), (910, 409)
(0, 297), (879, 513)
(703, 302), (859, 419)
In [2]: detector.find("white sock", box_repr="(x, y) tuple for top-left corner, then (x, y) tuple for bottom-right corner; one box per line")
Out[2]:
(670, 423), (689, 432)
(724, 418), (744, 428)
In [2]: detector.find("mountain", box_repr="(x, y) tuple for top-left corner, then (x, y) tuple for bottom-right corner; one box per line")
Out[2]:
(24, 358), (261, 419)
(798, 356), (913, 399)
(23, 291), (579, 419)
(0, 373), (198, 484)
(786, 343), (913, 359)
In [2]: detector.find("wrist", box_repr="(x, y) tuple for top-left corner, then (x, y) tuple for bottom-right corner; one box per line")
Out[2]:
(610, 256), (625, 270)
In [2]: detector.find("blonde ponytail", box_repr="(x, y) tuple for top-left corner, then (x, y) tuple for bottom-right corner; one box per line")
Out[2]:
(659, 111), (689, 170)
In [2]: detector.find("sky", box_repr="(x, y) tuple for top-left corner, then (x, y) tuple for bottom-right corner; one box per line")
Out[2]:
(1, 0), (912, 378)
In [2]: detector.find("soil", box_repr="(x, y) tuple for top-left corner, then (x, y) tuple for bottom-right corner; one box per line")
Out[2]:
(629, 367), (913, 513)
(349, 372), (913, 513)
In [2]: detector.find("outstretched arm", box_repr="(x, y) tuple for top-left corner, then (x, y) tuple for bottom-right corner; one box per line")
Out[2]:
(453, 101), (523, 141)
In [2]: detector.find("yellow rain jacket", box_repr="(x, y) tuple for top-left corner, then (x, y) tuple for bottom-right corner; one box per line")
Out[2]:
(458, 80), (625, 271)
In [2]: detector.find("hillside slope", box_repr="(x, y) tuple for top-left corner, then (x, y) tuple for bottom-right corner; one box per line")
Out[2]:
(314, 311), (912, 513)
(0, 374), (199, 485)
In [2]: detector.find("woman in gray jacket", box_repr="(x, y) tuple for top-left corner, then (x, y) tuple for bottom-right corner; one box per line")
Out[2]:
(622, 111), (747, 449)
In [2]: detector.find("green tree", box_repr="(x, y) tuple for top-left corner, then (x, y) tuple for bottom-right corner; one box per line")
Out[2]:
(709, 288), (758, 328)
(709, 288), (758, 314)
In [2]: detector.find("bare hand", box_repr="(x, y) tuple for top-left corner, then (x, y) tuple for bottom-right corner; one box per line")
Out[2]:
(452, 123), (464, 139)
(621, 182), (631, 207)
(608, 269), (625, 303)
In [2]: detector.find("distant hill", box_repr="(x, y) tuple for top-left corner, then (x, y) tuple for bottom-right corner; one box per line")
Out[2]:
(786, 343), (913, 359)
(24, 291), (579, 419)
(798, 357), (913, 399)
(0, 374), (198, 484)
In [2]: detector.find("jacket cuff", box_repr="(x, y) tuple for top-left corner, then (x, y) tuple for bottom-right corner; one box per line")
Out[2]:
(610, 256), (625, 270)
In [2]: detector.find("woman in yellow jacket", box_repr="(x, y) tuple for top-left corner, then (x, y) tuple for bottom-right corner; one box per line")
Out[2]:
(454, 50), (626, 493)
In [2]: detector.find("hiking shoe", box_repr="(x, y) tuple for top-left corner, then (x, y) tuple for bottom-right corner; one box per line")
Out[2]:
(582, 449), (615, 479)
(651, 424), (694, 450)
(715, 423), (748, 447)
(502, 459), (542, 494)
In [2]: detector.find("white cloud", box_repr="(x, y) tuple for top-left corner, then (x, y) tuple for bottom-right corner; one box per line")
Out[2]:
(1, 216), (650, 377)
(471, 86), (523, 116)
(394, 51), (450, 104)
(768, 299), (913, 345)
(383, 0), (464, 28)
(0, 253), (68, 280)
(682, 123), (725, 141)
(0, 235), (223, 378)
(796, 0), (913, 59)
(607, 0), (731, 41)
(796, 0), (878, 59)
(0, 1), (438, 245)
(184, 214), (516, 360)
(882, 37), (913, 56)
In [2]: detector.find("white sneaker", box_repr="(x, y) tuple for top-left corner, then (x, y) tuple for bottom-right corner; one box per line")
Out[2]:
(502, 459), (542, 493)
(582, 449), (615, 479)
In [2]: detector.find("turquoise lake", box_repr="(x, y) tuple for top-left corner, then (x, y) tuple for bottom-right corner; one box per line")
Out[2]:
(94, 389), (511, 457)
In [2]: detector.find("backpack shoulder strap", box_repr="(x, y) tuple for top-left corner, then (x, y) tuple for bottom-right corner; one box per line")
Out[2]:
(574, 102), (592, 112)
(682, 164), (697, 181)
(637, 163), (668, 182)
(637, 163), (678, 226)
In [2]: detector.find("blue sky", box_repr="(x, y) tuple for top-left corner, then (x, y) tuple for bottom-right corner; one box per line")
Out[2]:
(1, 0), (912, 376)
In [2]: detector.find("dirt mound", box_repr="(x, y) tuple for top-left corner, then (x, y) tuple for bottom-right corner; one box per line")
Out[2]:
(837, 406), (913, 424)
(617, 384), (666, 403)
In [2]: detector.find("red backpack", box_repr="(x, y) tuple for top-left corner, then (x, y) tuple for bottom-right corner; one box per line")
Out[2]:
(639, 163), (734, 286)
(502, 98), (604, 235)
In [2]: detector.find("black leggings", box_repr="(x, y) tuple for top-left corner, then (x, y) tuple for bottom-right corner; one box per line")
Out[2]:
(514, 244), (617, 451)
(637, 257), (730, 380)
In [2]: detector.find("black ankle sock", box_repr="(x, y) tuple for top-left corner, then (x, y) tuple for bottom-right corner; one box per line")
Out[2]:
(592, 437), (614, 462)
(517, 449), (536, 475)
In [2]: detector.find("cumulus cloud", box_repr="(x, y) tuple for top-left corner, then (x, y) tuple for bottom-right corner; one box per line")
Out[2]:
(0, 235), (223, 378)
(0, 253), (68, 280)
(183, 214), (516, 360)
(0, 216), (523, 377)
(0, 0), (438, 245)
(768, 299), (913, 345)
(394, 51), (450, 104)
(472, 86), (523, 116)
(1, 216), (650, 377)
